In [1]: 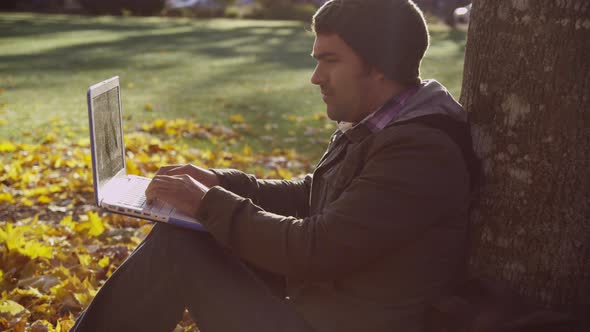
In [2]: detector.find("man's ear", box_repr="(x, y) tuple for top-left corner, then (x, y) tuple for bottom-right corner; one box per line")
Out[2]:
(364, 63), (388, 82)
(372, 68), (387, 82)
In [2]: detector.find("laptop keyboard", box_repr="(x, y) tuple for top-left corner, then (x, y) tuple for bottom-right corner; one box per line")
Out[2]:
(115, 179), (174, 216)
(117, 184), (147, 208)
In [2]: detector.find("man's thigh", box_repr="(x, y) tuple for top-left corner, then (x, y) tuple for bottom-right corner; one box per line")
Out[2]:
(159, 223), (312, 332)
(74, 222), (313, 332)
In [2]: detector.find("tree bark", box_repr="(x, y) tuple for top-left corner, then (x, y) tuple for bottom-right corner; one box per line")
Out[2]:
(460, 0), (590, 329)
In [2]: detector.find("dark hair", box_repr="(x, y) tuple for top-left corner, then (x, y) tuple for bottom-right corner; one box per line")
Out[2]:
(312, 0), (429, 86)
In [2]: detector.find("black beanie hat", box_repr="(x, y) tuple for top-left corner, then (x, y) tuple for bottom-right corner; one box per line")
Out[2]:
(312, 0), (429, 86)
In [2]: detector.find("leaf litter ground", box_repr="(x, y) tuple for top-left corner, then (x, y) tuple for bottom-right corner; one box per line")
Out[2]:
(0, 117), (319, 331)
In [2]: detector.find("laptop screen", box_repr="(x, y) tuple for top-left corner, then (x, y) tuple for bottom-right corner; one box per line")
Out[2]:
(92, 86), (124, 188)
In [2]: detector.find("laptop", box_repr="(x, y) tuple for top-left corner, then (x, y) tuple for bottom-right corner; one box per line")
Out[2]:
(87, 76), (205, 232)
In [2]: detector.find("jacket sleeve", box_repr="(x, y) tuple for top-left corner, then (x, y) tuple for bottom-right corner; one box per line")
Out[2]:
(210, 168), (312, 218)
(198, 126), (470, 280)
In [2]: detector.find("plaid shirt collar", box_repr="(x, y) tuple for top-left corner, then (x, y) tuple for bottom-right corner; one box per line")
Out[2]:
(337, 86), (419, 139)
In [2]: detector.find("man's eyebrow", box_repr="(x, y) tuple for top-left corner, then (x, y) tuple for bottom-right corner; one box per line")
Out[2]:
(311, 52), (338, 60)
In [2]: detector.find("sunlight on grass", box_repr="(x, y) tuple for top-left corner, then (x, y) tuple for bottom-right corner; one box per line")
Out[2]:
(0, 13), (465, 159)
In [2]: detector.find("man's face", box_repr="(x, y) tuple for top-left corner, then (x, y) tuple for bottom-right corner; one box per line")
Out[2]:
(311, 33), (381, 123)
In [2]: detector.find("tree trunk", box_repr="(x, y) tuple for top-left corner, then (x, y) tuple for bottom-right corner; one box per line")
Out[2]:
(460, 0), (590, 329)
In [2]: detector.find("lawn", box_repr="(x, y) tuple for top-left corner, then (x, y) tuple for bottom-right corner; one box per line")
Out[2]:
(0, 13), (466, 331)
(0, 13), (466, 158)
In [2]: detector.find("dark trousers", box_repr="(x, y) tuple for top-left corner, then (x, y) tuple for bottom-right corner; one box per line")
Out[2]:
(71, 223), (314, 332)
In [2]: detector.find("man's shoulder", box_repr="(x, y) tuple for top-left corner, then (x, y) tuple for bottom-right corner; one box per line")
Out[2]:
(369, 115), (479, 192)
(370, 118), (462, 153)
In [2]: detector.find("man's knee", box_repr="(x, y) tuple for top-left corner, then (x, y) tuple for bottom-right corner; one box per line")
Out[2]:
(150, 223), (211, 243)
(147, 223), (218, 257)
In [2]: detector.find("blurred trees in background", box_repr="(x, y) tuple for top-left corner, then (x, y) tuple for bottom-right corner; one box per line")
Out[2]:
(246, 0), (319, 21)
(0, 0), (322, 20)
(0, 0), (67, 12)
(78, 0), (165, 15)
(0, 0), (472, 24)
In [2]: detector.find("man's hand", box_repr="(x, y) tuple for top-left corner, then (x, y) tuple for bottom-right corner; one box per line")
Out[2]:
(154, 164), (220, 188)
(145, 174), (209, 217)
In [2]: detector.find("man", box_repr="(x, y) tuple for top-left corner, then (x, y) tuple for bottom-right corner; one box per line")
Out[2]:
(72, 0), (474, 331)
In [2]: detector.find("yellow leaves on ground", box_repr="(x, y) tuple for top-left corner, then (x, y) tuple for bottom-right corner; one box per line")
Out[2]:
(50, 275), (97, 308)
(0, 299), (28, 332)
(75, 212), (106, 237)
(0, 213), (135, 330)
(229, 114), (246, 123)
(55, 319), (76, 332)
(0, 299), (26, 316)
(97, 256), (110, 268)
(0, 141), (17, 153)
(60, 213), (106, 238)
(58, 215), (75, 229)
(312, 112), (327, 121)
(76, 253), (92, 267)
(1, 117), (314, 330)
(37, 195), (52, 204)
(242, 144), (252, 156)
(0, 222), (53, 259)
(276, 167), (294, 180)
(0, 192), (15, 204)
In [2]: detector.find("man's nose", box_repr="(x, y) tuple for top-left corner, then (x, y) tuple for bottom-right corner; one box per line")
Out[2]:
(310, 64), (324, 86)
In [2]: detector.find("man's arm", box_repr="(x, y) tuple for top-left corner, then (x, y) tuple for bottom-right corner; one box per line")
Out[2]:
(211, 169), (312, 218)
(149, 164), (312, 218)
(196, 126), (470, 280)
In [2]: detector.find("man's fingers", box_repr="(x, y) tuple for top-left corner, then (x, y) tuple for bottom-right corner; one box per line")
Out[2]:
(147, 175), (185, 191)
(161, 166), (186, 176)
(153, 174), (181, 183)
(154, 165), (174, 176)
(156, 167), (179, 176)
(146, 175), (192, 202)
(145, 186), (175, 205)
(153, 165), (216, 188)
(146, 176), (174, 200)
(142, 172), (206, 217)
(155, 165), (184, 176)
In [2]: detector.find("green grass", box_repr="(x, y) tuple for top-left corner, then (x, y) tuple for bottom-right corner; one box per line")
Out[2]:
(0, 13), (466, 157)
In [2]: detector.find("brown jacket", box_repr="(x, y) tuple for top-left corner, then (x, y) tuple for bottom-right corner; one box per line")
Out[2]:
(197, 80), (471, 332)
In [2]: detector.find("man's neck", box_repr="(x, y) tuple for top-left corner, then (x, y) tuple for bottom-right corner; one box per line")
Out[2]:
(376, 82), (407, 110)
(352, 83), (408, 124)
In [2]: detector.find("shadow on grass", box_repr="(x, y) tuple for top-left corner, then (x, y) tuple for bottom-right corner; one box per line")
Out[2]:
(0, 14), (314, 77)
(0, 13), (465, 156)
(0, 13), (192, 38)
